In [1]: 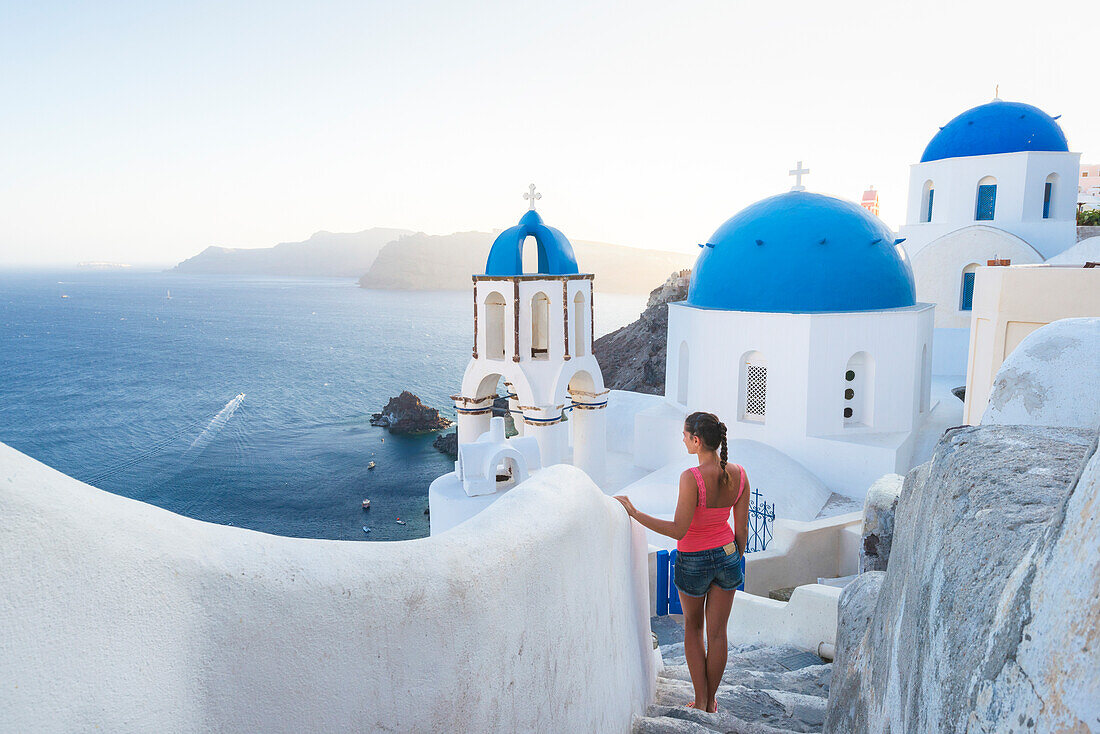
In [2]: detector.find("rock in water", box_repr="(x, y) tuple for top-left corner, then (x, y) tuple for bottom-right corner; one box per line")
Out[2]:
(593, 270), (690, 395)
(433, 430), (457, 457)
(824, 425), (1097, 733)
(370, 391), (452, 434)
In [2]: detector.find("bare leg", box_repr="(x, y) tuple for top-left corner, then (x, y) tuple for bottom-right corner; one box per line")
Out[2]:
(679, 590), (709, 710)
(703, 585), (736, 713)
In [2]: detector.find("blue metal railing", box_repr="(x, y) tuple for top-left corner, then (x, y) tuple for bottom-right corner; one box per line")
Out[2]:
(655, 489), (775, 616)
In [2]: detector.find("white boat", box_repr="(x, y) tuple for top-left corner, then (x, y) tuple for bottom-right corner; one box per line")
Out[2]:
(166, 289), (172, 300)
(367, 461), (376, 470)
(395, 518), (406, 526)
(362, 526), (371, 534)
(362, 499), (371, 509)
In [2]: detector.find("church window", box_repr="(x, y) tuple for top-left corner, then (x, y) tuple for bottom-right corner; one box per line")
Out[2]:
(676, 341), (689, 405)
(531, 292), (550, 360)
(1043, 174), (1058, 219)
(740, 351), (767, 422)
(573, 291), (586, 357)
(975, 177), (997, 221)
(485, 292), (506, 360)
(844, 352), (873, 427)
(959, 264), (979, 311)
(921, 180), (934, 223)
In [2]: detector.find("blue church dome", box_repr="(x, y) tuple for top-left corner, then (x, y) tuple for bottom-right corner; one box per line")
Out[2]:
(920, 100), (1068, 162)
(687, 192), (916, 313)
(484, 210), (580, 276)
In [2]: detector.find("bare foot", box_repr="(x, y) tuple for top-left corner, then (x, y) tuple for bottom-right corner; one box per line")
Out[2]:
(707, 699), (718, 714)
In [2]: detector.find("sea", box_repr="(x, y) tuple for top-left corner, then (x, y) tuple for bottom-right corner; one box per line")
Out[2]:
(0, 271), (646, 541)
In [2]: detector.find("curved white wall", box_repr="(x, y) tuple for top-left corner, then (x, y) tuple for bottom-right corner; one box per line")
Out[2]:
(0, 446), (654, 733)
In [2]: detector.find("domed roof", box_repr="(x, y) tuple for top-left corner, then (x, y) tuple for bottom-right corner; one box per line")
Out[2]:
(484, 210), (580, 276)
(687, 192), (916, 313)
(920, 100), (1068, 162)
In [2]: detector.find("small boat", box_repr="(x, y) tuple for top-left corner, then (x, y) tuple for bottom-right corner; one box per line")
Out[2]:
(362, 526), (371, 534)
(367, 461), (376, 470)
(361, 499), (371, 510)
(166, 289), (172, 300)
(395, 518), (406, 526)
(60, 294), (69, 299)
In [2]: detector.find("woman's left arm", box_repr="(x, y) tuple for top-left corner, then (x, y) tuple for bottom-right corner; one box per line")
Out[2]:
(733, 468), (750, 555)
(613, 471), (697, 540)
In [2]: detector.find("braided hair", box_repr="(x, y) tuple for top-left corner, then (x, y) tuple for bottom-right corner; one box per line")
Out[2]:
(684, 411), (729, 489)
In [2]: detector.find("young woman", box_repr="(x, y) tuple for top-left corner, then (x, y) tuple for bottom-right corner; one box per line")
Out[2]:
(614, 411), (749, 714)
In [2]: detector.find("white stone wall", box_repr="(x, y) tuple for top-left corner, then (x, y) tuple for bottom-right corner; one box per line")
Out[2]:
(0, 448), (655, 734)
(900, 150), (1080, 260)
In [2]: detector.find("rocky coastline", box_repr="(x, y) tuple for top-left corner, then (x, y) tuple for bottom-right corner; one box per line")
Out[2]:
(593, 269), (690, 395)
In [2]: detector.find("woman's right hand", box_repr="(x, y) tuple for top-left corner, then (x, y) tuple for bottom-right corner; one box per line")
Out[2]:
(612, 495), (637, 518)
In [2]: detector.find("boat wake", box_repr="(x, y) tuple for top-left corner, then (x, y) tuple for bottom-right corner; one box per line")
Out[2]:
(181, 394), (246, 463)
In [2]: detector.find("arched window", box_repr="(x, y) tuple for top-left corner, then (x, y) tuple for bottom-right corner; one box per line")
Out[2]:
(921, 180), (935, 223)
(676, 341), (689, 405)
(843, 352), (874, 427)
(521, 235), (540, 273)
(959, 263), (980, 311)
(573, 291), (586, 357)
(919, 344), (930, 414)
(485, 292), (506, 360)
(531, 292), (549, 359)
(740, 351), (767, 422)
(975, 176), (997, 221)
(1043, 173), (1058, 219)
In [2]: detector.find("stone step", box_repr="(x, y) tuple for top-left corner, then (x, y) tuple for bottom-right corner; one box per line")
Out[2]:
(657, 661), (831, 698)
(650, 678), (824, 733)
(633, 705), (808, 734)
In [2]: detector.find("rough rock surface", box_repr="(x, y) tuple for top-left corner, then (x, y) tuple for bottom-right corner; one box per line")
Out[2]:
(634, 640), (831, 733)
(824, 425), (1097, 733)
(858, 474), (904, 573)
(369, 391), (452, 434)
(594, 270), (691, 394)
(828, 572), (883, 693)
(982, 317), (1100, 430)
(432, 431), (457, 457)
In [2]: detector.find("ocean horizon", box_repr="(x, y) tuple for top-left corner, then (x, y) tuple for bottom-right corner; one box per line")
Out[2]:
(0, 270), (646, 541)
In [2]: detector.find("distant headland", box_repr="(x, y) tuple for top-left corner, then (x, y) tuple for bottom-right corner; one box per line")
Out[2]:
(171, 228), (691, 295)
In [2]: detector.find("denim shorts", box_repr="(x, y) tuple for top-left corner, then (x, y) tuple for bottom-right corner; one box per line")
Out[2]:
(674, 545), (744, 597)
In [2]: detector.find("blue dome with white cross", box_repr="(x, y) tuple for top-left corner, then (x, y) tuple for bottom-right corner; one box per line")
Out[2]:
(484, 202), (580, 276)
(920, 100), (1068, 162)
(687, 191), (916, 313)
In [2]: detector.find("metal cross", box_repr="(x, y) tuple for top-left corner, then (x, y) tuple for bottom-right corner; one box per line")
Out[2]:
(789, 161), (810, 192)
(523, 183), (542, 210)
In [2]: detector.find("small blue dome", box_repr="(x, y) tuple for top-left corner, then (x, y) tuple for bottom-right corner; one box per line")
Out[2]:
(687, 192), (916, 313)
(921, 100), (1068, 162)
(484, 210), (580, 276)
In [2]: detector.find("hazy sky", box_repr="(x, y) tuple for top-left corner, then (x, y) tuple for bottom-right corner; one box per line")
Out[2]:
(2, 0), (1097, 267)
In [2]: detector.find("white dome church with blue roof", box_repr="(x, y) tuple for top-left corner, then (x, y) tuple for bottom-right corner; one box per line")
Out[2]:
(634, 189), (935, 498)
(897, 97), (1081, 374)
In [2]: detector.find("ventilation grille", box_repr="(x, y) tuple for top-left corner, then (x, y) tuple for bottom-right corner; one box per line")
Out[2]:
(745, 365), (767, 418)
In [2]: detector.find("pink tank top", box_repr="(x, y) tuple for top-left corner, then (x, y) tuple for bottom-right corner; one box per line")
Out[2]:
(676, 465), (745, 553)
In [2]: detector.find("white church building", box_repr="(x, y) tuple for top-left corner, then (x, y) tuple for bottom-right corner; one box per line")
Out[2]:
(431, 186), (935, 539)
(897, 98), (1083, 374)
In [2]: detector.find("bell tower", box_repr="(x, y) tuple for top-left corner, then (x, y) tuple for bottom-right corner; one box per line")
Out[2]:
(453, 186), (607, 484)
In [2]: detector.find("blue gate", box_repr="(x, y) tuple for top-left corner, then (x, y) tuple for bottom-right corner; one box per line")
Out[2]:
(655, 489), (775, 615)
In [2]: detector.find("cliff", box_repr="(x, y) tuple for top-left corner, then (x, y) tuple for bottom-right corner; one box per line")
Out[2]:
(359, 232), (692, 295)
(172, 228), (413, 277)
(592, 270), (691, 394)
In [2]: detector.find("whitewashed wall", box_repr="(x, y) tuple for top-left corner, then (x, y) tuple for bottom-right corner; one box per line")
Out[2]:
(0, 447), (654, 734)
(900, 150), (1080, 260)
(665, 303), (933, 498)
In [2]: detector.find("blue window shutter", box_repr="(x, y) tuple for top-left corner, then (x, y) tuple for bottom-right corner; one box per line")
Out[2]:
(926, 189), (934, 222)
(1043, 182), (1052, 219)
(976, 185), (997, 221)
(960, 272), (976, 311)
